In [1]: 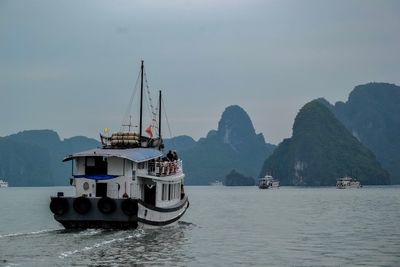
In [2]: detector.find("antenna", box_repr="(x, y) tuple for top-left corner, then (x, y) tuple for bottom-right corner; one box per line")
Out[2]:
(159, 90), (162, 141)
(139, 60), (144, 144)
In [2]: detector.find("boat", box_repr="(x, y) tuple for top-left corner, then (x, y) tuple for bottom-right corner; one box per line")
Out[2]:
(258, 175), (279, 189)
(210, 180), (223, 186)
(336, 176), (362, 189)
(0, 180), (8, 188)
(49, 61), (189, 229)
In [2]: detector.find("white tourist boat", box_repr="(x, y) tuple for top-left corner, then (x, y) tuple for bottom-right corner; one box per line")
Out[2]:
(0, 180), (8, 188)
(258, 175), (279, 189)
(50, 61), (189, 229)
(336, 176), (362, 189)
(210, 180), (223, 186)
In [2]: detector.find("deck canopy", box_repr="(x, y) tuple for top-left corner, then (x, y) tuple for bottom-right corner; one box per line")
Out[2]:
(63, 148), (163, 163)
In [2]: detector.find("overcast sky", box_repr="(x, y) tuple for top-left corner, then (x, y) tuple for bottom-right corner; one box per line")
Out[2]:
(1, 0), (399, 144)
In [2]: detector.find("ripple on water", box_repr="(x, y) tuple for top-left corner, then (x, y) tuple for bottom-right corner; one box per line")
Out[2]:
(0, 229), (60, 239)
(60, 223), (195, 266)
(1, 186), (400, 266)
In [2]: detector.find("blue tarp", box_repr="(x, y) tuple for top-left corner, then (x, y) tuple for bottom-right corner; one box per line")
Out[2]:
(63, 148), (163, 163)
(73, 174), (118, 180)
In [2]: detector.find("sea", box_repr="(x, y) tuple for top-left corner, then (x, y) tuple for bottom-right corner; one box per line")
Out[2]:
(0, 186), (399, 267)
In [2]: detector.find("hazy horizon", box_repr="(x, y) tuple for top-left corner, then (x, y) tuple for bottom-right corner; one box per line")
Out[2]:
(1, 0), (399, 144)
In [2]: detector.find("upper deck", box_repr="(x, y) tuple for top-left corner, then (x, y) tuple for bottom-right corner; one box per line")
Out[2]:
(64, 147), (183, 180)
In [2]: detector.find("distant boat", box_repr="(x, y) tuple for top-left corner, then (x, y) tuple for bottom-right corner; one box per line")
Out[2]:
(210, 180), (223, 186)
(0, 180), (8, 188)
(258, 175), (279, 189)
(336, 176), (362, 189)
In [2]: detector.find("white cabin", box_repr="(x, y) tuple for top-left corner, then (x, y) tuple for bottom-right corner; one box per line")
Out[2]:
(258, 175), (279, 189)
(0, 180), (8, 188)
(65, 148), (185, 208)
(336, 176), (361, 189)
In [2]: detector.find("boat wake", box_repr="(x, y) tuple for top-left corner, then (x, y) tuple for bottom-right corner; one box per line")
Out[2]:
(0, 229), (60, 239)
(69, 228), (103, 237)
(178, 221), (196, 227)
(59, 229), (145, 259)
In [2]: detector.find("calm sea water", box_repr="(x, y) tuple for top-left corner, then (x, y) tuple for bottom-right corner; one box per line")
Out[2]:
(0, 186), (399, 266)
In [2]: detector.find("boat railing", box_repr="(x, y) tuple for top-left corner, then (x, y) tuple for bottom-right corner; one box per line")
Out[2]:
(148, 159), (183, 177)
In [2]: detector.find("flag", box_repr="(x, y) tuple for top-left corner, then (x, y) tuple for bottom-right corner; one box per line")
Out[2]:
(146, 126), (153, 138)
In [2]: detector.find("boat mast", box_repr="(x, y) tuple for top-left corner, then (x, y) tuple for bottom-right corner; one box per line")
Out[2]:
(159, 90), (162, 143)
(139, 60), (144, 144)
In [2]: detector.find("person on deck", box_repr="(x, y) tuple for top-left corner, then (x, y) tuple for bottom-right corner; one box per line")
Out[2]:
(167, 150), (174, 161)
(173, 150), (178, 160)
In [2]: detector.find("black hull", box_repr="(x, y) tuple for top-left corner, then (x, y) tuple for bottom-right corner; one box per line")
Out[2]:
(61, 220), (138, 230)
(50, 196), (189, 230)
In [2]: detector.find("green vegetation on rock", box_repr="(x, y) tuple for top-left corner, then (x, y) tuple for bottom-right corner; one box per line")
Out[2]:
(0, 130), (99, 186)
(180, 105), (275, 185)
(318, 82), (400, 184)
(224, 169), (255, 186)
(260, 101), (390, 186)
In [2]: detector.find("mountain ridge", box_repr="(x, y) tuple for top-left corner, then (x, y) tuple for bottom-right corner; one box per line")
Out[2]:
(0, 130), (100, 186)
(0, 105), (275, 186)
(181, 105), (276, 185)
(316, 82), (400, 183)
(260, 100), (390, 186)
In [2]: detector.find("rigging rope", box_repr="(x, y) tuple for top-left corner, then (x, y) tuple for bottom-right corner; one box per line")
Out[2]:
(162, 97), (174, 147)
(143, 70), (159, 135)
(144, 71), (156, 117)
(118, 63), (163, 139)
(120, 69), (141, 132)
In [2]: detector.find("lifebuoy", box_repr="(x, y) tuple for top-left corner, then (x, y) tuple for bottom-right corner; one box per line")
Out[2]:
(50, 198), (69, 215)
(121, 198), (138, 216)
(73, 197), (91, 214)
(97, 197), (116, 214)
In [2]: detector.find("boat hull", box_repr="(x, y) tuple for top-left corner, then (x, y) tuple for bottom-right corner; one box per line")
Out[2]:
(258, 182), (279, 189)
(336, 184), (362, 189)
(51, 195), (189, 229)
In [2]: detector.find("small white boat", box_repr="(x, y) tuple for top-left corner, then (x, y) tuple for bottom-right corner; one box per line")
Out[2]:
(0, 180), (8, 188)
(49, 61), (189, 229)
(336, 176), (362, 189)
(210, 180), (223, 186)
(258, 175), (279, 189)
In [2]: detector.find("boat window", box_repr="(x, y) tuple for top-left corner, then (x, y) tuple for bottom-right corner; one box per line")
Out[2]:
(162, 184), (167, 201)
(138, 162), (146, 169)
(85, 157), (107, 175)
(176, 183), (180, 199)
(86, 158), (95, 166)
(168, 184), (172, 200)
(170, 183), (177, 200)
